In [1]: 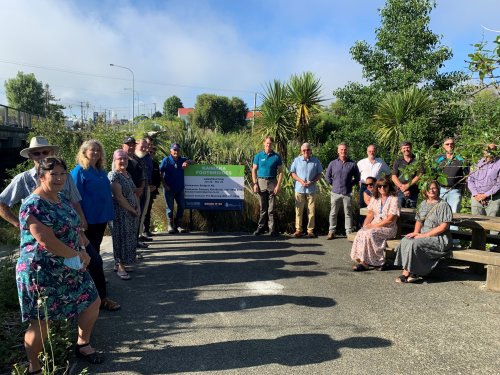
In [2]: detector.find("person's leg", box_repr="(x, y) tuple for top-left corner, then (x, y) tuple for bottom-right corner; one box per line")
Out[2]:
(343, 194), (354, 234)
(84, 223), (107, 254)
(144, 194), (155, 235)
(295, 192), (305, 233)
(471, 198), (486, 216)
(174, 190), (186, 231)
(485, 194), (500, 235)
(164, 189), (175, 231)
(307, 193), (316, 234)
(328, 192), (341, 234)
(397, 190), (405, 208)
(76, 297), (101, 350)
(24, 320), (48, 373)
(139, 187), (151, 235)
(268, 180), (277, 234)
(407, 191), (418, 209)
(85, 242), (106, 300)
(443, 188), (461, 231)
(256, 182), (269, 232)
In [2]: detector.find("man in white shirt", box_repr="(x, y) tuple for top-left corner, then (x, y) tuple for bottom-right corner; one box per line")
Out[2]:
(357, 144), (391, 205)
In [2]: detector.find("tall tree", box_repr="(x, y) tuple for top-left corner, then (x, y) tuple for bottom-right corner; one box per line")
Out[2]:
(163, 95), (183, 117)
(44, 83), (65, 121)
(350, 0), (453, 91)
(191, 94), (248, 133)
(287, 71), (324, 143)
(4, 71), (45, 114)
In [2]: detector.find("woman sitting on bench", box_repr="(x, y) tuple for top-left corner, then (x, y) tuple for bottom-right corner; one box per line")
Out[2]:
(350, 177), (400, 271)
(394, 180), (453, 283)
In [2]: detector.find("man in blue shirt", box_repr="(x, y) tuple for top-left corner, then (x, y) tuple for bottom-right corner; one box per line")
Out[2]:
(325, 142), (360, 239)
(251, 137), (283, 236)
(160, 142), (191, 233)
(290, 143), (323, 238)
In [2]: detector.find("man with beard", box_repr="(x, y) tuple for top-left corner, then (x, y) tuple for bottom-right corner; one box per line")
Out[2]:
(391, 141), (422, 208)
(135, 138), (153, 242)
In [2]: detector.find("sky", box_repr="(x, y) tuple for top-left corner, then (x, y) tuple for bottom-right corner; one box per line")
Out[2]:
(0, 0), (499, 121)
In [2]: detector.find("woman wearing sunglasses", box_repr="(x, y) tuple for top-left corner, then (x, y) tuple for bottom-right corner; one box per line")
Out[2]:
(350, 177), (400, 271)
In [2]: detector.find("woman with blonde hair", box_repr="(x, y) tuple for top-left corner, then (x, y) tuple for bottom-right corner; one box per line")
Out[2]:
(71, 140), (120, 310)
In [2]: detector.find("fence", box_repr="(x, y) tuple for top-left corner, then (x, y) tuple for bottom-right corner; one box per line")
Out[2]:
(0, 104), (44, 128)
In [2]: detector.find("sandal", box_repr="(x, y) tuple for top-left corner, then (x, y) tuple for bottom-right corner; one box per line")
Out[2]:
(116, 270), (130, 280)
(74, 343), (104, 364)
(352, 263), (369, 272)
(407, 274), (421, 283)
(113, 264), (134, 272)
(395, 274), (409, 283)
(100, 297), (121, 311)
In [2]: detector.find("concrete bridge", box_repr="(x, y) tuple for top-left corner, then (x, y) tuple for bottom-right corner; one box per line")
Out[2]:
(0, 104), (43, 186)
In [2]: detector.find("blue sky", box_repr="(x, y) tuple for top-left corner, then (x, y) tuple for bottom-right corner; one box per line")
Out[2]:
(0, 0), (499, 121)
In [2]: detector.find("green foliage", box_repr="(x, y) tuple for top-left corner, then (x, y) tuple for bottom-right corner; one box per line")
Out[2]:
(287, 72), (324, 143)
(372, 86), (433, 157)
(467, 35), (500, 90)
(5, 71), (45, 115)
(351, 0), (452, 91)
(163, 95), (183, 117)
(190, 94), (248, 133)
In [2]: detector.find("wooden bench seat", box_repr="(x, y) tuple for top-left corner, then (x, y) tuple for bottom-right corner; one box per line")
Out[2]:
(346, 232), (500, 292)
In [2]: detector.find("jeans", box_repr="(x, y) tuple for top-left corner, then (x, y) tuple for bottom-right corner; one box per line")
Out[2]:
(329, 192), (354, 234)
(440, 187), (462, 231)
(397, 190), (418, 209)
(164, 189), (185, 222)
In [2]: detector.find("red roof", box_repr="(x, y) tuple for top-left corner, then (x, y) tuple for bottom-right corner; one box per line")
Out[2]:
(246, 111), (262, 119)
(178, 108), (193, 116)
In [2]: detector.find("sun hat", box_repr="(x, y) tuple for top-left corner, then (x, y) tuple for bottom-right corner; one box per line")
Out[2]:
(20, 136), (59, 158)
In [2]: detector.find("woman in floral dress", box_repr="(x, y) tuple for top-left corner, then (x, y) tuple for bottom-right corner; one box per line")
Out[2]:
(108, 149), (140, 280)
(16, 157), (103, 374)
(350, 176), (400, 271)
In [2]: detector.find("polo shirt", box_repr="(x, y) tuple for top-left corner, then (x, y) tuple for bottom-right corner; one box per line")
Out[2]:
(0, 167), (81, 207)
(325, 158), (360, 195)
(290, 155), (323, 194)
(71, 165), (114, 224)
(160, 155), (188, 193)
(436, 154), (468, 188)
(253, 150), (283, 178)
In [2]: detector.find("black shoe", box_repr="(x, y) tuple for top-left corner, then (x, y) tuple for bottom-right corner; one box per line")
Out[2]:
(144, 231), (154, 237)
(253, 229), (265, 236)
(136, 241), (149, 249)
(139, 234), (153, 241)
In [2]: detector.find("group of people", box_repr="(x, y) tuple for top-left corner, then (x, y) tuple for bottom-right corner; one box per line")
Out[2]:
(0, 135), (191, 372)
(252, 137), (499, 284)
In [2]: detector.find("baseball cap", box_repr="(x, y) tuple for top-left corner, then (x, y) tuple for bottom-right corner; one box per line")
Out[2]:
(170, 143), (181, 150)
(123, 136), (136, 144)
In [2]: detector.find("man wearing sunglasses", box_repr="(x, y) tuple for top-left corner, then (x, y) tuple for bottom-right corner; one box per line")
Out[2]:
(0, 136), (84, 227)
(436, 137), (468, 236)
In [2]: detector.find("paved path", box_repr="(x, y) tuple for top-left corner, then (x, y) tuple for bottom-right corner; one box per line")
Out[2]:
(71, 233), (500, 375)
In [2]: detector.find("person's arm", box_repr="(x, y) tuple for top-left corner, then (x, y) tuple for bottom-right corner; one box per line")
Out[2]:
(369, 214), (398, 229)
(252, 164), (260, 193)
(26, 215), (79, 258)
(415, 222), (449, 238)
(405, 221), (423, 238)
(363, 191), (372, 206)
(362, 210), (375, 227)
(326, 162), (333, 185)
(111, 182), (139, 216)
(274, 165), (283, 194)
(71, 201), (88, 230)
(0, 202), (19, 227)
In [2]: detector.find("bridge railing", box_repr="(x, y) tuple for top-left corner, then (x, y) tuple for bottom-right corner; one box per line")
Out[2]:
(0, 104), (44, 128)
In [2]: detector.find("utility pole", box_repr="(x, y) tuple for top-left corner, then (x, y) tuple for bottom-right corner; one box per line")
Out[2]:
(252, 92), (257, 133)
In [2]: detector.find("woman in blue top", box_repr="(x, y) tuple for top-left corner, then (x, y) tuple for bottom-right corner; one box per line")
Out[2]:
(71, 140), (114, 253)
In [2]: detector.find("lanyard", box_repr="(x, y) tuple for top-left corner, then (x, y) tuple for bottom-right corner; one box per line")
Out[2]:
(379, 196), (390, 219)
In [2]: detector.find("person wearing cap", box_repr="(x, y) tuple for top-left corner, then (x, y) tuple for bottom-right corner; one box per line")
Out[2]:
(391, 141), (422, 208)
(289, 143), (323, 238)
(143, 141), (161, 237)
(135, 138), (153, 241)
(251, 136), (283, 236)
(160, 142), (192, 233)
(468, 144), (500, 220)
(0, 136), (85, 228)
(121, 136), (147, 249)
(0, 137), (121, 312)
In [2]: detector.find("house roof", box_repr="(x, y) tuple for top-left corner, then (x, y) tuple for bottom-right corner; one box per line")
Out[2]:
(178, 108), (193, 116)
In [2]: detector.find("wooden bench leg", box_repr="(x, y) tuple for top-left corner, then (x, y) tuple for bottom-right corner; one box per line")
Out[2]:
(486, 265), (500, 292)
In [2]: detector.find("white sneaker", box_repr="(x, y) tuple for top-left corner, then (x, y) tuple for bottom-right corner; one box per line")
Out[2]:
(177, 226), (188, 233)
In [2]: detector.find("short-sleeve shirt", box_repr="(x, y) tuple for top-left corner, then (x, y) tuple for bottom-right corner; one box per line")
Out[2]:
(0, 167), (81, 207)
(290, 155), (323, 194)
(367, 195), (400, 226)
(357, 157), (391, 183)
(253, 151), (283, 178)
(392, 156), (420, 195)
(160, 155), (189, 193)
(71, 165), (114, 224)
(436, 154), (468, 189)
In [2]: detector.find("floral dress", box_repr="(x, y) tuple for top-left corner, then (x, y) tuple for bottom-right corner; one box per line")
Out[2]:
(108, 171), (138, 265)
(16, 194), (98, 322)
(350, 195), (400, 266)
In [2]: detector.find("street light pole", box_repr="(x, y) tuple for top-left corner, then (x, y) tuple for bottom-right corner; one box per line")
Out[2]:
(110, 63), (135, 129)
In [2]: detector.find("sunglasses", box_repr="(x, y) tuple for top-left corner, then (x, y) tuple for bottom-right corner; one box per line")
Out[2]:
(366, 183), (374, 187)
(30, 150), (51, 157)
(302, 149), (311, 152)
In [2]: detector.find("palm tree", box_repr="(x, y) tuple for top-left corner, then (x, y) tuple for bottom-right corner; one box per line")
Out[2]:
(372, 86), (432, 156)
(287, 72), (324, 143)
(258, 80), (294, 162)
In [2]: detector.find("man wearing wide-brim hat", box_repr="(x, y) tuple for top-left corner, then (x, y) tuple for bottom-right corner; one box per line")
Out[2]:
(0, 136), (84, 227)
